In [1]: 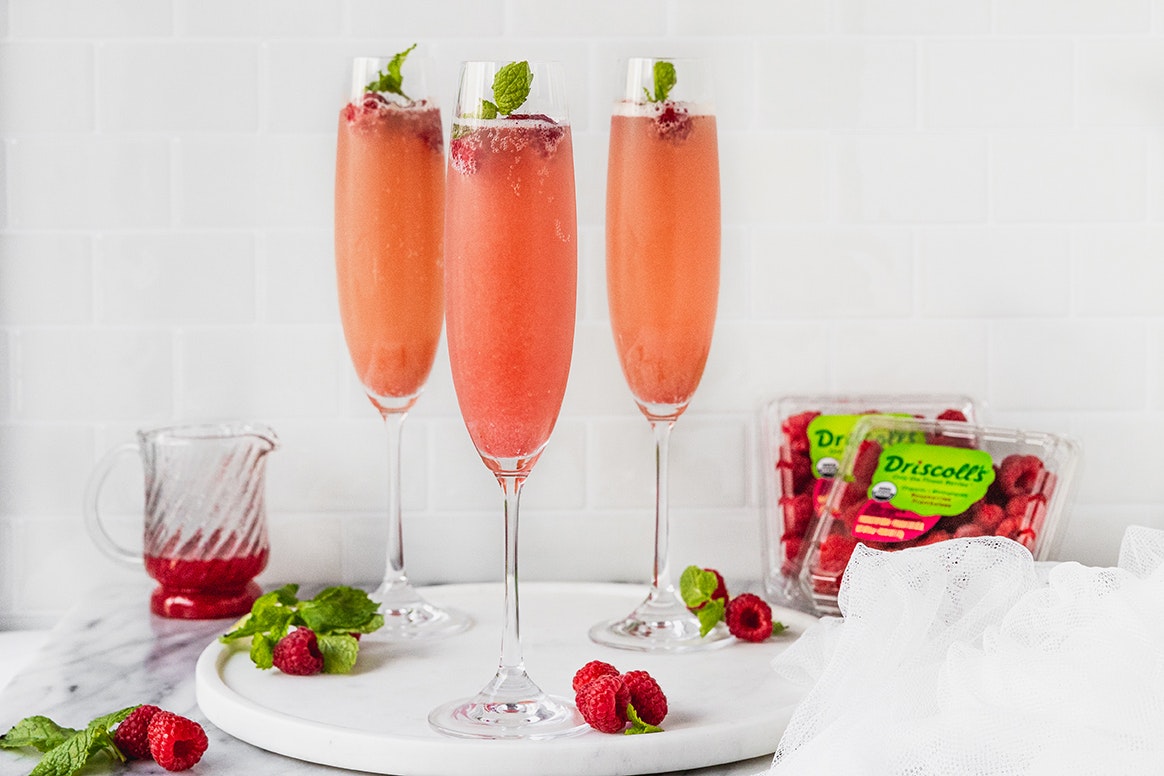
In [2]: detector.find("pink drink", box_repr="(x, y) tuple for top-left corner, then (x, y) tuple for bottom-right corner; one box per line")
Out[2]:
(444, 118), (577, 472)
(335, 96), (445, 409)
(606, 103), (720, 418)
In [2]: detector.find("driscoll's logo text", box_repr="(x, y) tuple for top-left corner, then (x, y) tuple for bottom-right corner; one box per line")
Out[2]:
(882, 455), (990, 483)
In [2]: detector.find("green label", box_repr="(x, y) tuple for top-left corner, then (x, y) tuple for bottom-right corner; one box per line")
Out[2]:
(807, 414), (925, 479)
(806, 415), (862, 478)
(869, 443), (995, 517)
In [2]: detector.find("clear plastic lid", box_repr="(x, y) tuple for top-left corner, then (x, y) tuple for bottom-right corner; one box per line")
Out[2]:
(797, 415), (1080, 615)
(760, 394), (980, 612)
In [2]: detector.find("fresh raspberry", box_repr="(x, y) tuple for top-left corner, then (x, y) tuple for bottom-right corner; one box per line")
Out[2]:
(954, 523), (986, 538)
(113, 704), (162, 760)
(778, 453), (813, 495)
(361, 92), (390, 110)
(851, 440), (883, 486)
(272, 627), (324, 676)
(994, 517), (1019, 540)
(936, 409), (968, 422)
(725, 593), (774, 643)
(1005, 493), (1046, 522)
(147, 712), (208, 772)
(782, 411), (819, 453)
(703, 568), (729, 605)
(781, 533), (803, 566)
(575, 674), (630, 734)
(974, 502), (1006, 532)
(621, 670), (667, 726)
(914, 529), (951, 547)
(818, 533), (857, 573)
(449, 136), (478, 175)
(781, 492), (814, 536)
(572, 660), (619, 693)
(998, 455), (1046, 498)
(655, 101), (693, 140)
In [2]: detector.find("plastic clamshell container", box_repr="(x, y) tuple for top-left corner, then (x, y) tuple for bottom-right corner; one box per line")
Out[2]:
(798, 415), (1080, 616)
(760, 394), (980, 612)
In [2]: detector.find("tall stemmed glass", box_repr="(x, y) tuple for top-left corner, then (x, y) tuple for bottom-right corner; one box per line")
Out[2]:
(334, 52), (470, 640)
(428, 60), (585, 739)
(589, 57), (728, 652)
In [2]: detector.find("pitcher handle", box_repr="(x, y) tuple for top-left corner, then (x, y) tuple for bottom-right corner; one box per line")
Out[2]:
(83, 442), (143, 568)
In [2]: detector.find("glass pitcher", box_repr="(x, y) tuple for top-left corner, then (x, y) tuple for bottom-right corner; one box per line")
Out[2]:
(84, 422), (279, 619)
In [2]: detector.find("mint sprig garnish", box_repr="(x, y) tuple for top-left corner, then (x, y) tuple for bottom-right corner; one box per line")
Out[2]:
(478, 60), (533, 119)
(680, 565), (787, 640)
(644, 60), (677, 103)
(1, 706), (137, 776)
(364, 43), (417, 100)
(679, 565), (726, 637)
(220, 584), (383, 674)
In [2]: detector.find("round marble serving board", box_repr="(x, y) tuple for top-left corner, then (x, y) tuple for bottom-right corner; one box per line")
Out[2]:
(195, 582), (816, 776)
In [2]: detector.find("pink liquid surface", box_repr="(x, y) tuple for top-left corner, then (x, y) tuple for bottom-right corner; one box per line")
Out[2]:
(335, 98), (445, 410)
(444, 118), (577, 472)
(606, 108), (720, 419)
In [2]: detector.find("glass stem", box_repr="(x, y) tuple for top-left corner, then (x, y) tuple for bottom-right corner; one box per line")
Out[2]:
(381, 410), (409, 593)
(650, 418), (676, 597)
(497, 474), (527, 680)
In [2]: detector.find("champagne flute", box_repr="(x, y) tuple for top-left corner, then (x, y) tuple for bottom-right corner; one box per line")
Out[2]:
(428, 60), (585, 739)
(334, 51), (470, 640)
(589, 57), (728, 652)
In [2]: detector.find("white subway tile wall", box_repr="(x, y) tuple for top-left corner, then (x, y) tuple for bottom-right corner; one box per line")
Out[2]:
(2, 0), (1163, 626)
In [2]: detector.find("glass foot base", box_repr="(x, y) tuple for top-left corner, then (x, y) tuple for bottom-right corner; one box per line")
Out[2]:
(369, 582), (472, 641)
(589, 590), (732, 653)
(428, 693), (585, 740)
(429, 667), (587, 740)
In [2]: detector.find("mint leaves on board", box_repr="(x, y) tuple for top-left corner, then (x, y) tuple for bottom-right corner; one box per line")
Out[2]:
(478, 60), (534, 119)
(219, 584), (383, 674)
(644, 60), (677, 103)
(1, 707), (137, 776)
(364, 43), (417, 100)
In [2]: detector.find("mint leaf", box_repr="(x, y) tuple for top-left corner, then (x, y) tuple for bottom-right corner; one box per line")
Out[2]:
(85, 707), (137, 737)
(772, 620), (787, 636)
(317, 633), (360, 675)
(696, 598), (725, 637)
(624, 703), (663, 735)
(0, 716), (79, 752)
(28, 729), (102, 776)
(364, 43), (417, 100)
(0, 718), (74, 753)
(250, 633), (276, 670)
(478, 99), (499, 120)
(298, 586), (379, 633)
(350, 612), (385, 634)
(8, 707), (136, 776)
(492, 61), (533, 115)
(679, 565), (719, 609)
(644, 60), (677, 103)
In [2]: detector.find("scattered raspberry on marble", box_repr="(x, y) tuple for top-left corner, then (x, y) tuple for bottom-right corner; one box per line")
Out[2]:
(147, 711), (208, 772)
(112, 704), (161, 760)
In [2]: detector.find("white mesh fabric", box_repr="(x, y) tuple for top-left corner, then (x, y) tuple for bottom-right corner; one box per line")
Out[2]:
(769, 530), (1164, 775)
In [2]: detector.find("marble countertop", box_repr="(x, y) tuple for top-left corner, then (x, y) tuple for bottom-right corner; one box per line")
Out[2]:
(0, 584), (778, 776)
